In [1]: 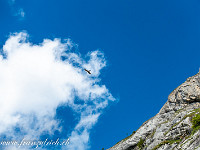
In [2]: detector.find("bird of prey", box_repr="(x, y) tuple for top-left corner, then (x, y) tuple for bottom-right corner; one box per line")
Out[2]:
(84, 69), (91, 74)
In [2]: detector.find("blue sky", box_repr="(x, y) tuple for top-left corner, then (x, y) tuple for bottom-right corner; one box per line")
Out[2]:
(1, 0), (200, 150)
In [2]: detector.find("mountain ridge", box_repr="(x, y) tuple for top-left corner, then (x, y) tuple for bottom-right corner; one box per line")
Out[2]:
(109, 72), (200, 150)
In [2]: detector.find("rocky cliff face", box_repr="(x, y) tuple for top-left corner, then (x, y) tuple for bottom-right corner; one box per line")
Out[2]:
(109, 72), (200, 150)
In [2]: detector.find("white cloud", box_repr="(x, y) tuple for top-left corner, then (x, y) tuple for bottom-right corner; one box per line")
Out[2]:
(0, 32), (115, 149)
(16, 8), (25, 18)
(8, 0), (25, 19)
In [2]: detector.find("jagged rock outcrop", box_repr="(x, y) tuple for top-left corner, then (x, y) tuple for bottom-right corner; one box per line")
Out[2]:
(109, 72), (200, 150)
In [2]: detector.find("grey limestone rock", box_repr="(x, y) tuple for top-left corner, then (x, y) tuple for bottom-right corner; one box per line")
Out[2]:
(108, 72), (200, 150)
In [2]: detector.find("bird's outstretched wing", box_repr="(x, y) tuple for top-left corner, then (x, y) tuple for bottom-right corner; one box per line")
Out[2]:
(84, 69), (91, 74)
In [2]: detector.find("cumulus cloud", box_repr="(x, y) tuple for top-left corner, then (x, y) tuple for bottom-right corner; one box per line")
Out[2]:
(0, 32), (115, 150)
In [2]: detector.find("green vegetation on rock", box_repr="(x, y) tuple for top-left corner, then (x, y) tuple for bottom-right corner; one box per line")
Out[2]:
(137, 138), (144, 149)
(152, 139), (182, 150)
(164, 108), (200, 136)
(192, 113), (200, 135)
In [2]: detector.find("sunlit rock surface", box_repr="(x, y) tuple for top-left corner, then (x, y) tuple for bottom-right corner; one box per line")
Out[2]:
(109, 72), (200, 150)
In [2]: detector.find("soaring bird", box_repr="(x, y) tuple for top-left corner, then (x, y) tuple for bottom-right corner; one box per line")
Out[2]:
(84, 69), (91, 74)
